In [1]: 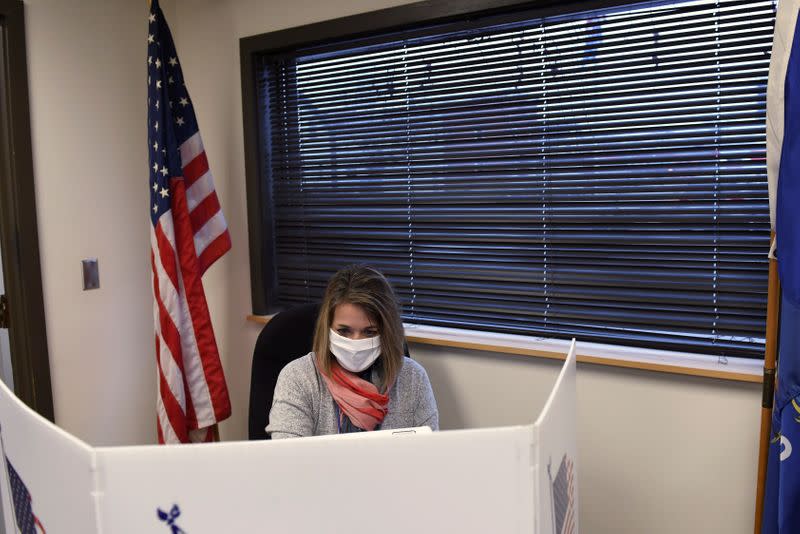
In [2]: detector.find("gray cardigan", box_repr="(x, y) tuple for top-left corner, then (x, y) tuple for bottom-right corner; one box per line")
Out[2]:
(266, 353), (439, 439)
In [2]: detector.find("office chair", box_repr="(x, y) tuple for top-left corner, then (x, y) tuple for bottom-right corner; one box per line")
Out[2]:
(248, 302), (321, 440)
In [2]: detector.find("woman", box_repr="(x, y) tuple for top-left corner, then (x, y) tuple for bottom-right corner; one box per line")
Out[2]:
(266, 265), (439, 438)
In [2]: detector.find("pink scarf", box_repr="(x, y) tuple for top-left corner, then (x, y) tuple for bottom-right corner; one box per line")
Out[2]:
(320, 362), (390, 431)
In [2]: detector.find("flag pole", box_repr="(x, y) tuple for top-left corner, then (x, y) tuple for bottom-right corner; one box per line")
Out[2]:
(753, 231), (781, 534)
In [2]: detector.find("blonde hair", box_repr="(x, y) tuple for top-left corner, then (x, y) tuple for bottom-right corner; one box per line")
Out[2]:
(313, 265), (405, 391)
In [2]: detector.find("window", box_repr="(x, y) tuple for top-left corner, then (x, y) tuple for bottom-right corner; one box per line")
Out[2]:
(243, 0), (775, 358)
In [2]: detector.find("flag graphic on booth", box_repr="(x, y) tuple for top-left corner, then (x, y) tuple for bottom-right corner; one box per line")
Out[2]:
(551, 454), (575, 534)
(5, 457), (45, 534)
(147, 0), (232, 444)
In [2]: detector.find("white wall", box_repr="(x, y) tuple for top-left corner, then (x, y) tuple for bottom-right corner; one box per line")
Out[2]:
(23, 0), (165, 445)
(413, 345), (761, 534)
(19, 0), (765, 531)
(171, 1), (764, 533)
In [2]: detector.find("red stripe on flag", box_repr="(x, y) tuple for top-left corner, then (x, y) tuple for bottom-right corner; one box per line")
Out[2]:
(182, 150), (209, 187)
(155, 223), (180, 291)
(151, 249), (199, 432)
(189, 190), (221, 233)
(157, 363), (190, 443)
(155, 334), (165, 445)
(197, 230), (232, 275)
(154, 296), (184, 375)
(170, 178), (232, 423)
(154, 334), (189, 443)
(151, 250), (185, 376)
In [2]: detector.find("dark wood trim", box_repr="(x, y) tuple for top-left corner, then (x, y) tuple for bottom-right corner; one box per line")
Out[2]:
(0, 0), (54, 421)
(241, 48), (282, 314)
(238, 0), (643, 314)
(240, 44), (267, 314)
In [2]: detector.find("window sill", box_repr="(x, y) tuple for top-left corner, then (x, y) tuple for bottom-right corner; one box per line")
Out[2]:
(246, 315), (763, 384)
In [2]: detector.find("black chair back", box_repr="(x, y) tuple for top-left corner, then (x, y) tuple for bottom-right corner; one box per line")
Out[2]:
(248, 303), (320, 440)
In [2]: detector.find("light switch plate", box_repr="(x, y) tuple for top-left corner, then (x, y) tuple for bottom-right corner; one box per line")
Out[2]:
(82, 258), (99, 290)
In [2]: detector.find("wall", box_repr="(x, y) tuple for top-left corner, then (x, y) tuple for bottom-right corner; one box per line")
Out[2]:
(22, 0), (175, 445)
(172, 1), (764, 533)
(412, 345), (761, 533)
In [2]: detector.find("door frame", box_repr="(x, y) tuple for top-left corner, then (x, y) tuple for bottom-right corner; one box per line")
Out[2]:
(0, 0), (53, 421)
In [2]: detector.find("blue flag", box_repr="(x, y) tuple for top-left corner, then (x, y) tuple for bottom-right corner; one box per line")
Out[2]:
(762, 300), (800, 534)
(763, 3), (800, 533)
(777, 12), (800, 306)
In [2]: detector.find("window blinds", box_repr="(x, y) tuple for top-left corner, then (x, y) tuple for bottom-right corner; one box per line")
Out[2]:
(257, 0), (775, 357)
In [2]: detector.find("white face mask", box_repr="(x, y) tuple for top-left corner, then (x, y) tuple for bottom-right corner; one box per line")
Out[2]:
(329, 328), (381, 373)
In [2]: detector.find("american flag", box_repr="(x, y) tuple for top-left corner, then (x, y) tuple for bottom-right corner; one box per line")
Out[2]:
(148, 0), (231, 444)
(551, 454), (576, 534)
(6, 457), (45, 534)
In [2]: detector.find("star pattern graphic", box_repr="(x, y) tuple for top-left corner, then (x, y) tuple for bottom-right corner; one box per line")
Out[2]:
(148, 2), (198, 225)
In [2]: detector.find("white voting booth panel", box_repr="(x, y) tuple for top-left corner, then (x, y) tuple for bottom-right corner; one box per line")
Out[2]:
(534, 339), (579, 534)
(0, 377), (97, 533)
(0, 341), (577, 534)
(96, 426), (535, 533)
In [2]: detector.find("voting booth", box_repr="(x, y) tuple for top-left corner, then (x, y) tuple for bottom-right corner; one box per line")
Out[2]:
(0, 340), (578, 533)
